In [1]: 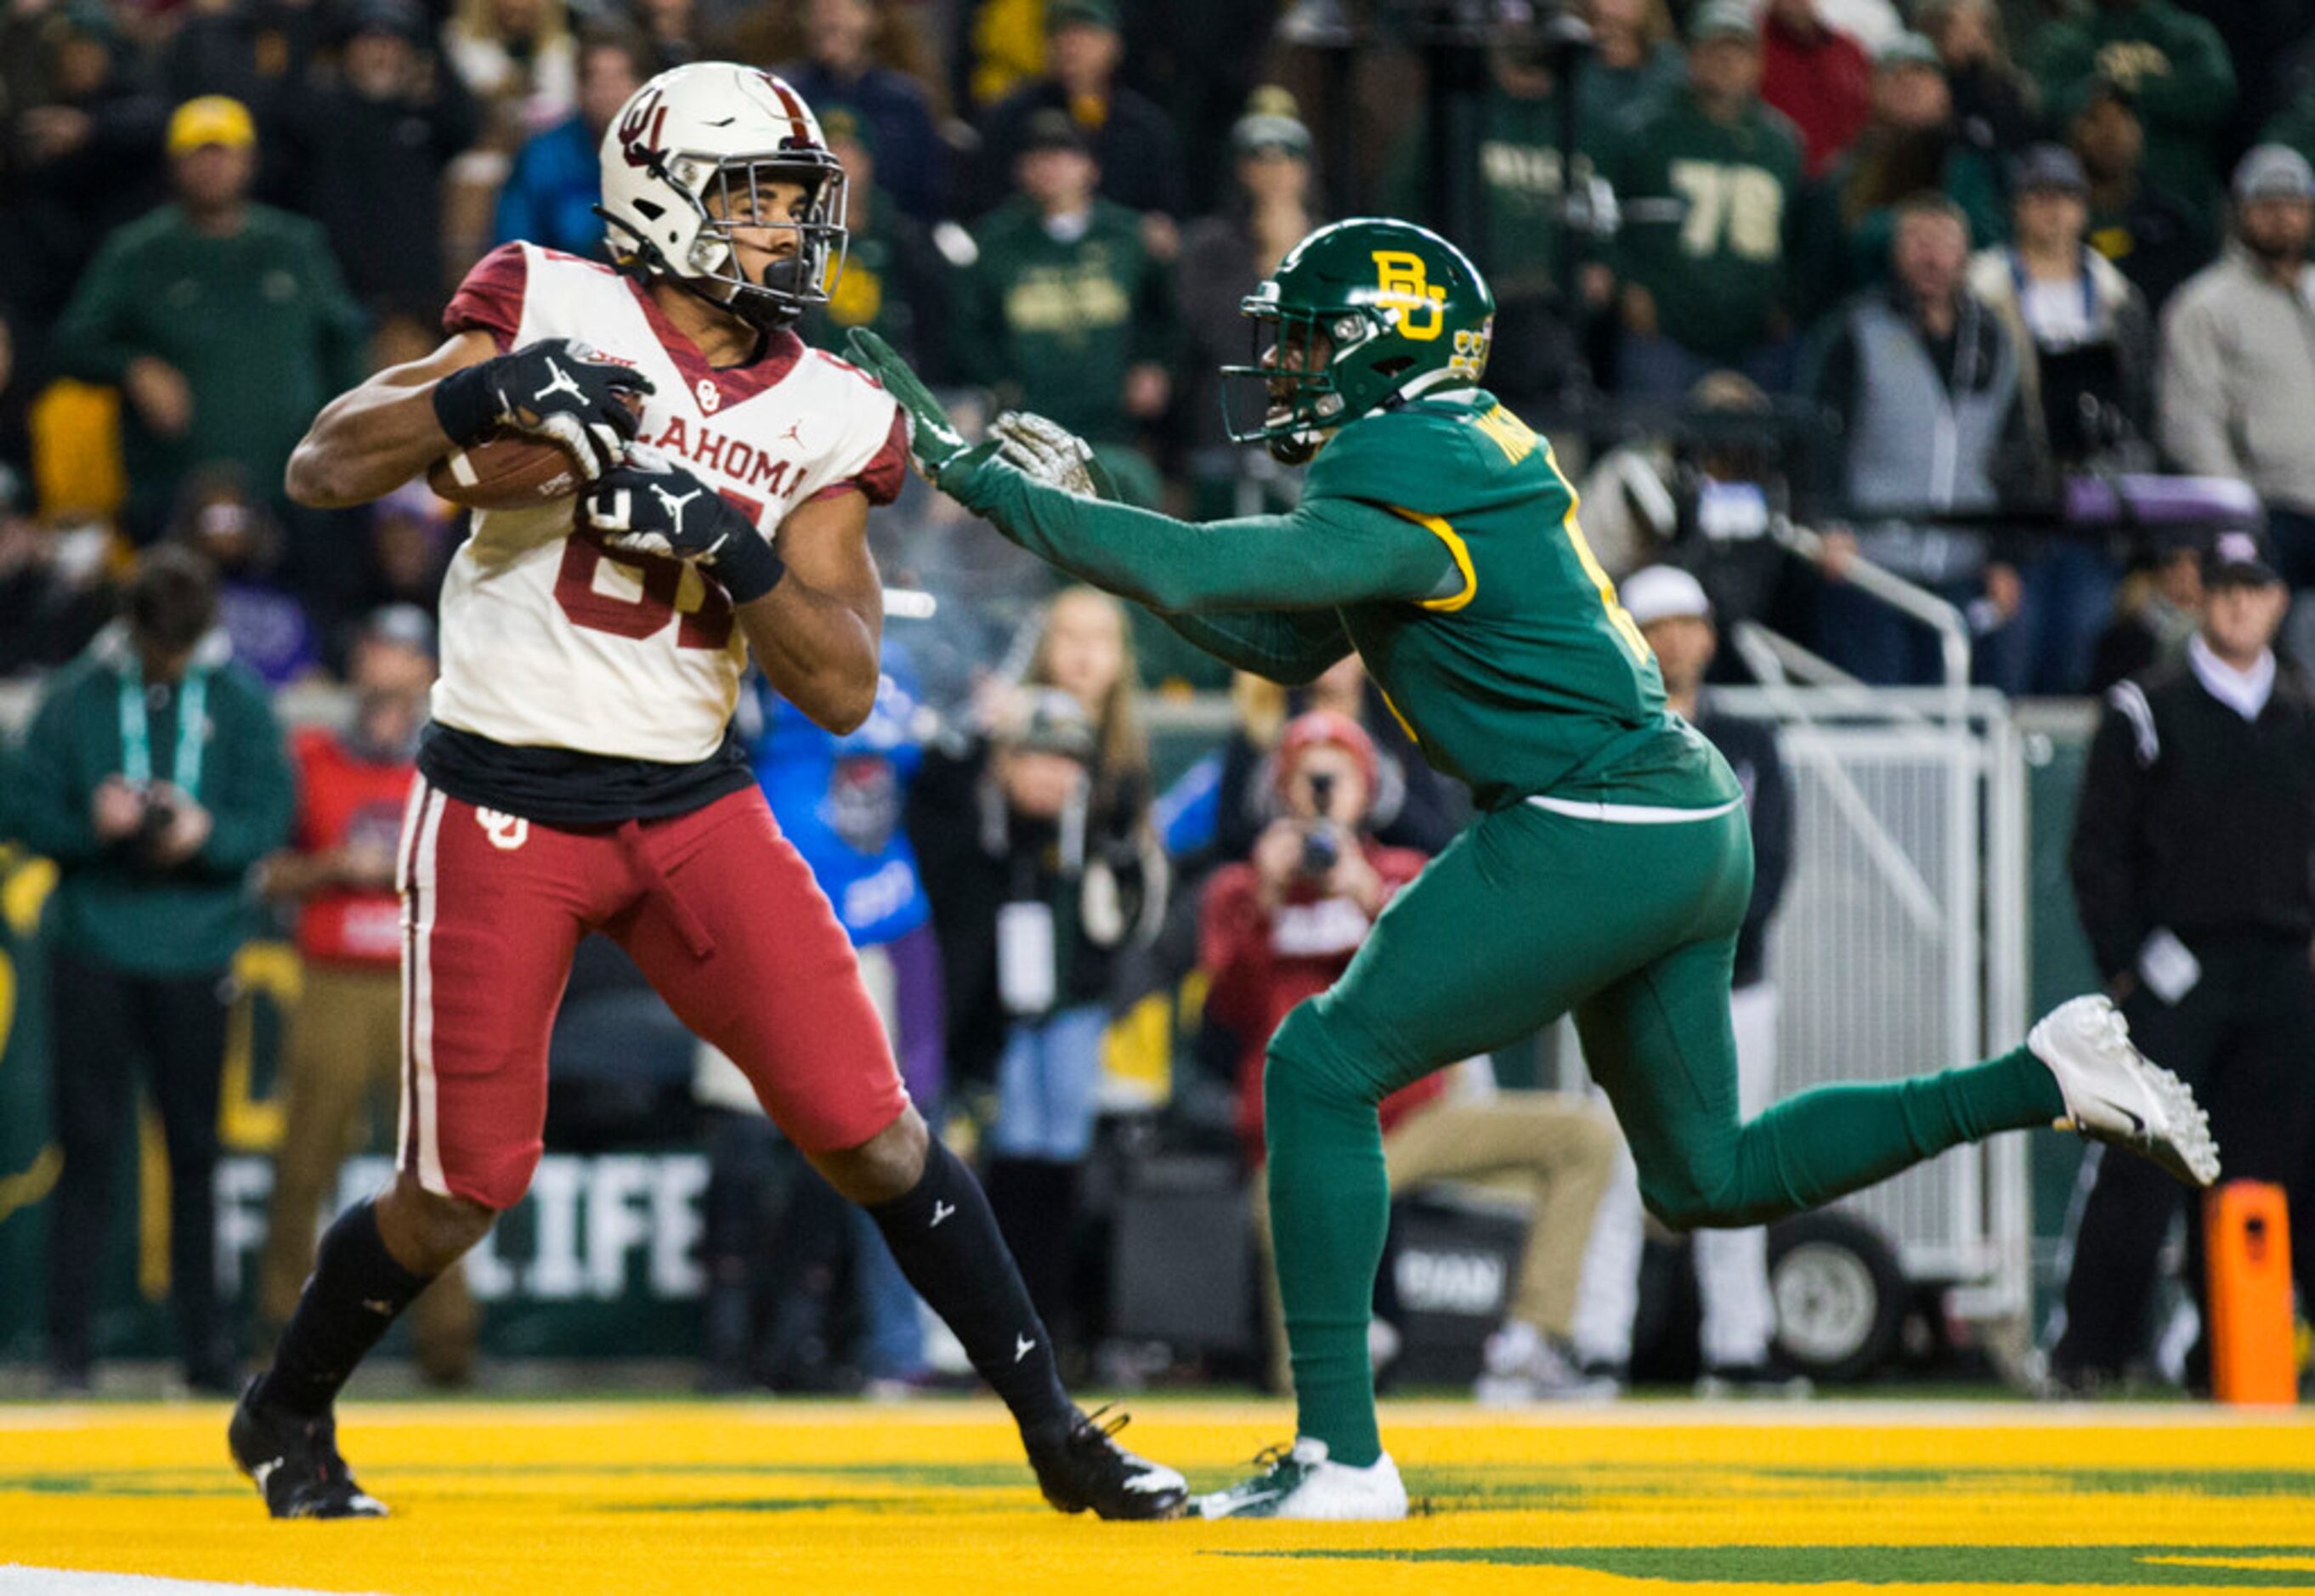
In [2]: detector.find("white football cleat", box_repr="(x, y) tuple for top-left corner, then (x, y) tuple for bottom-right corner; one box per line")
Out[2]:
(2029, 995), (2220, 1187)
(1196, 1438), (1408, 1521)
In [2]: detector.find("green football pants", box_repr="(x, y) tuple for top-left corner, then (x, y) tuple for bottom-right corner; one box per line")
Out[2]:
(1263, 799), (2063, 1466)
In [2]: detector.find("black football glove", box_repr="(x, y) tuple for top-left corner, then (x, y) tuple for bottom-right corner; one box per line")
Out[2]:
(577, 450), (786, 603)
(433, 337), (654, 480)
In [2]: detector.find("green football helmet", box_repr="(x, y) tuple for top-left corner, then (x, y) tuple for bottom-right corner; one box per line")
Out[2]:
(1222, 217), (1496, 465)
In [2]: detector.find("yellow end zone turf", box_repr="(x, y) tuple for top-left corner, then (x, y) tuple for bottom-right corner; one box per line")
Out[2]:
(1, 1401), (2311, 1594)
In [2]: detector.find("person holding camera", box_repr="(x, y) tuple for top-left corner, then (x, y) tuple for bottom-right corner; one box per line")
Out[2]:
(7, 546), (292, 1394)
(1203, 711), (1622, 1402)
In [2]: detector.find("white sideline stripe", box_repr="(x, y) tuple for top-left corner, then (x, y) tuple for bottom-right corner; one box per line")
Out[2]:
(411, 788), (449, 1196)
(1526, 794), (1744, 825)
(1, 1571), (384, 1596)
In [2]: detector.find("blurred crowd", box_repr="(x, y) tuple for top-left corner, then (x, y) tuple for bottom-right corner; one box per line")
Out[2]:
(5, 0), (2315, 693)
(4, 0), (2314, 1400)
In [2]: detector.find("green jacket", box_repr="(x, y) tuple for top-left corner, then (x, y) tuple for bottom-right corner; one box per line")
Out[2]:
(51, 201), (367, 528)
(954, 195), (1174, 445)
(7, 625), (292, 976)
(2028, 0), (2234, 211)
(1607, 90), (1808, 361)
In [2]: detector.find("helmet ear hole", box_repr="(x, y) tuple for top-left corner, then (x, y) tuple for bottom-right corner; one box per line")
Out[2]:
(1373, 355), (1415, 379)
(635, 199), (665, 221)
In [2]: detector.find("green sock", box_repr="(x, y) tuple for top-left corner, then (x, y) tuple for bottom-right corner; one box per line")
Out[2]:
(1722, 1044), (2063, 1226)
(1265, 1061), (1390, 1469)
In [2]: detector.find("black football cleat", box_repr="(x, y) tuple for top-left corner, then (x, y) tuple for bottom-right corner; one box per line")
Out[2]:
(1024, 1404), (1187, 1520)
(229, 1382), (388, 1520)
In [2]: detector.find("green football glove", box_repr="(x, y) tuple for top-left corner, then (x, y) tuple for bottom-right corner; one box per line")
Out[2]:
(845, 329), (971, 481)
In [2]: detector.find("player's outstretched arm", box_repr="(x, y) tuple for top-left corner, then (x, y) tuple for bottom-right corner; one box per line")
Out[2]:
(286, 331), (500, 509)
(846, 329), (1455, 615)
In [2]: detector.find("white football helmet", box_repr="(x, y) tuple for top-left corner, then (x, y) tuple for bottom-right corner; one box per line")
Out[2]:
(597, 62), (848, 332)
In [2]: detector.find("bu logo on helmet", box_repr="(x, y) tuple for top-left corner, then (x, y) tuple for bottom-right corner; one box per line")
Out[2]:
(1372, 251), (1446, 342)
(619, 92), (669, 169)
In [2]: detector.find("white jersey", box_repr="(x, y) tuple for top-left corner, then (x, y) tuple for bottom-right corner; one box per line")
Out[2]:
(432, 242), (906, 764)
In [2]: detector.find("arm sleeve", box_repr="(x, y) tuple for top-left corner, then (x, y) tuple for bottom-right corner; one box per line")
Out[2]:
(1157, 608), (1353, 686)
(2068, 693), (2153, 982)
(942, 453), (1459, 614)
(9, 687), (104, 865)
(2158, 293), (2244, 479)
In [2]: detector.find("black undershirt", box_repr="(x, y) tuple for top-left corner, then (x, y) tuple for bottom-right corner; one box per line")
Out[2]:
(417, 722), (755, 828)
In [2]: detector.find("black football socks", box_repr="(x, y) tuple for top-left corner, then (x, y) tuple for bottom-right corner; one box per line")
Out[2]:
(254, 1201), (433, 1418)
(866, 1140), (1073, 1435)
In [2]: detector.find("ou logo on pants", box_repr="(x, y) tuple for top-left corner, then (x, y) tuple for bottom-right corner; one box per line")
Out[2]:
(477, 808), (529, 851)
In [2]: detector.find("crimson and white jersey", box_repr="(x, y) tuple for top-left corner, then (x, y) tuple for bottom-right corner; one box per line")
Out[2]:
(432, 242), (907, 764)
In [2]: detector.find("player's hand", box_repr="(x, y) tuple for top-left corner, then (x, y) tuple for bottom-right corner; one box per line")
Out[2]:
(844, 329), (971, 479)
(576, 450), (786, 603)
(432, 337), (654, 480)
(992, 411), (1117, 499)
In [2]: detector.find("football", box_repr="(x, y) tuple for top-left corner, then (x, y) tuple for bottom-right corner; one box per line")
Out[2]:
(426, 390), (647, 511)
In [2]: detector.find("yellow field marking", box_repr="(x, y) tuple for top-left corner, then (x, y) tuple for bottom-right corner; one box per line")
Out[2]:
(0, 1401), (2307, 1596)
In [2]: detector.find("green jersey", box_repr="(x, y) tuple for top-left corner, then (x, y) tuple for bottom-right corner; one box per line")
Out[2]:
(946, 389), (1736, 812)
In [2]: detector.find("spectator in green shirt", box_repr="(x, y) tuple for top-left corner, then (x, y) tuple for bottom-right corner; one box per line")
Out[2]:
(50, 95), (368, 545)
(1821, 34), (2009, 292)
(2028, 0), (2234, 217)
(800, 105), (954, 382)
(1608, 0), (1809, 397)
(954, 108), (1173, 505)
(7, 546), (291, 1395)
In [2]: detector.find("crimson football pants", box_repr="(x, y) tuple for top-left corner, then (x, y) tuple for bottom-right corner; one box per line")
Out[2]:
(393, 778), (908, 1210)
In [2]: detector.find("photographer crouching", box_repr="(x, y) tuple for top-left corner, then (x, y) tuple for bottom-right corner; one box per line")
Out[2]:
(8, 546), (291, 1395)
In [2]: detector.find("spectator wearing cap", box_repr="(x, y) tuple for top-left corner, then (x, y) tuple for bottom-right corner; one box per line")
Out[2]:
(1757, 0), (1873, 178)
(799, 104), (952, 379)
(1966, 144), (2154, 693)
(2027, 0), (2233, 219)
(2069, 78), (2210, 313)
(767, 0), (949, 224)
(954, 107), (1174, 503)
(968, 0), (1186, 227)
(1579, 566), (1803, 1395)
(2052, 531), (2315, 1394)
(1820, 32), (2007, 293)
(252, 605), (476, 1387)
(1605, 0), (1808, 397)
(160, 0), (323, 190)
(49, 97), (368, 546)
(1802, 192), (2037, 686)
(4, 546), (292, 1395)
(1380, 37), (1603, 406)
(286, 0), (481, 319)
(1201, 709), (1622, 1403)
(1177, 96), (1322, 524)
(2159, 146), (2315, 594)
